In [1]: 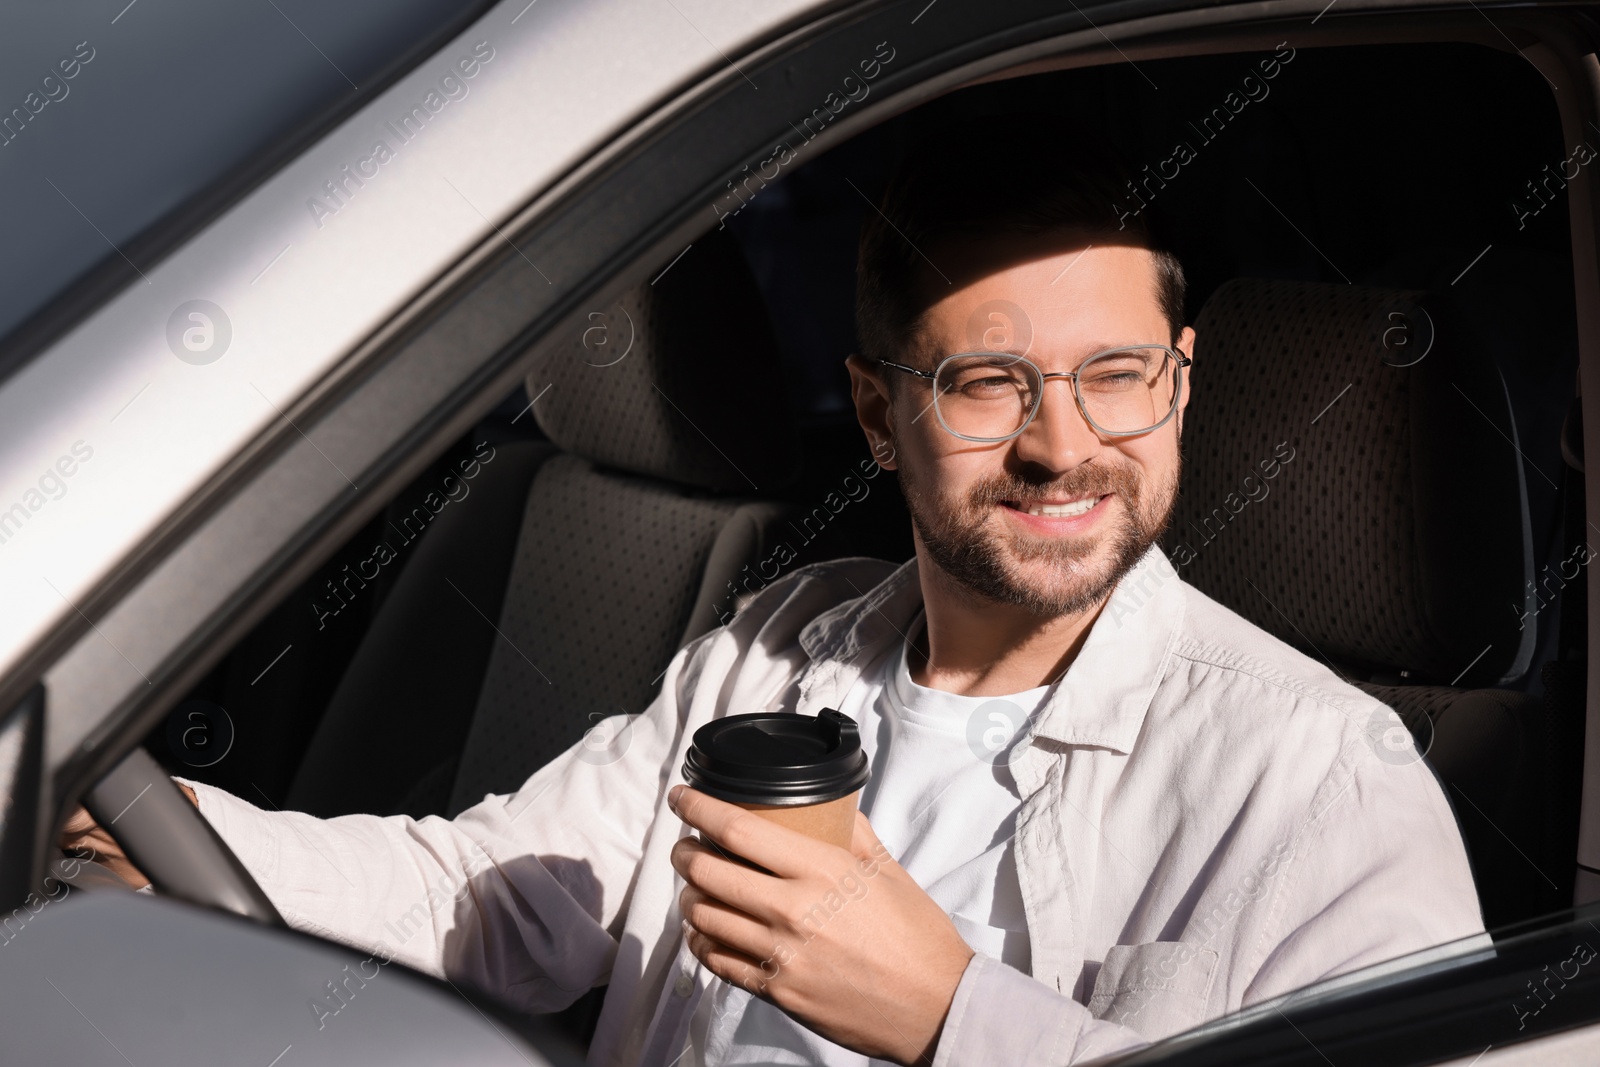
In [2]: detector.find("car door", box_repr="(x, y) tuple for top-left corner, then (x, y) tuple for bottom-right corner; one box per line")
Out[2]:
(4, 0), (1600, 1064)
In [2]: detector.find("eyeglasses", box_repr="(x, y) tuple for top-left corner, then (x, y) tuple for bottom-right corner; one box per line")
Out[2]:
(878, 345), (1191, 443)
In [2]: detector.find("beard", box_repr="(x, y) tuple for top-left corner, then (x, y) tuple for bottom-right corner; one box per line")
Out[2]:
(900, 454), (1179, 617)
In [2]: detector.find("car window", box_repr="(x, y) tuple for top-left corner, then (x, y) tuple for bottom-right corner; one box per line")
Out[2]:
(26, 4), (1600, 1065)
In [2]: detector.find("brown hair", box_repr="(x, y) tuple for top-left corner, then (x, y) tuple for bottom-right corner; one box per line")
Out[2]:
(855, 113), (1186, 372)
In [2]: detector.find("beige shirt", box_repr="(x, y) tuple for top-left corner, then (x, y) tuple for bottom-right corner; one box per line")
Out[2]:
(187, 545), (1486, 1066)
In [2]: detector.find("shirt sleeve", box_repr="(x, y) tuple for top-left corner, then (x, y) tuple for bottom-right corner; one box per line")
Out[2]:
(1240, 737), (1487, 1003)
(180, 634), (706, 1014)
(932, 954), (1147, 1067)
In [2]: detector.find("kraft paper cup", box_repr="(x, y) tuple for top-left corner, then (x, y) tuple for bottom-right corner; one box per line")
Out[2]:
(681, 708), (871, 865)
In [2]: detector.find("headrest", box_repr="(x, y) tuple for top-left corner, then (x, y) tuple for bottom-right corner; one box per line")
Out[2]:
(1166, 278), (1535, 687)
(525, 228), (800, 493)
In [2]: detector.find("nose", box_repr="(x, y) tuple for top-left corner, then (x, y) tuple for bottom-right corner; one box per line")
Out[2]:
(1011, 376), (1102, 469)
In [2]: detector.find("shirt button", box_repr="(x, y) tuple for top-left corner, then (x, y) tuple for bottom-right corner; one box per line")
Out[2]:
(674, 974), (694, 997)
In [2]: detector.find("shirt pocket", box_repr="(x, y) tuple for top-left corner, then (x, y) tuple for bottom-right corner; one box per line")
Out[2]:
(1086, 941), (1219, 1041)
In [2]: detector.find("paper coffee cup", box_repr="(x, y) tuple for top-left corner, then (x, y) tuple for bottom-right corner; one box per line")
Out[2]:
(681, 708), (871, 857)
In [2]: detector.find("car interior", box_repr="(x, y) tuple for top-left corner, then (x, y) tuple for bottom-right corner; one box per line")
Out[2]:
(134, 37), (1585, 1051)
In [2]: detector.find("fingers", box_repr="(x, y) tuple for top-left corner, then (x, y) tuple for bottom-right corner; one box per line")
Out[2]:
(56, 805), (151, 889)
(59, 806), (117, 859)
(678, 884), (775, 961)
(59, 804), (97, 839)
(668, 785), (831, 879)
(670, 834), (780, 921)
(683, 922), (779, 997)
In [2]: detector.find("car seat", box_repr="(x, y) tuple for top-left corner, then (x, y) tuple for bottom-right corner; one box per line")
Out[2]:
(286, 229), (802, 820)
(1166, 277), (1566, 928)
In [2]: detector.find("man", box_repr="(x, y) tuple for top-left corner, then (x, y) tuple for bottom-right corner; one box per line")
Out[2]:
(64, 118), (1484, 1066)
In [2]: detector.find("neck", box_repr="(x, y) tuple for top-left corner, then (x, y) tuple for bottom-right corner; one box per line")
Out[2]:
(906, 543), (1112, 696)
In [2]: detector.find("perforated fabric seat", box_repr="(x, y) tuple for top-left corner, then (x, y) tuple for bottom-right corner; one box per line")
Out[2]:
(444, 453), (791, 811)
(1165, 277), (1552, 926)
(288, 229), (800, 820)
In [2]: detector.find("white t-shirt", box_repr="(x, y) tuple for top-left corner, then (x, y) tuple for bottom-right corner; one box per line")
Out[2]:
(689, 611), (1054, 1066)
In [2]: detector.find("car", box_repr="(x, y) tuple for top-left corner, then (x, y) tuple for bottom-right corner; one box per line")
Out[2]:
(2, 0), (1599, 1063)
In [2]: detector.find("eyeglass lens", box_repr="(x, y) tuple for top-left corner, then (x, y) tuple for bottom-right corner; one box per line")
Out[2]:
(931, 349), (1180, 439)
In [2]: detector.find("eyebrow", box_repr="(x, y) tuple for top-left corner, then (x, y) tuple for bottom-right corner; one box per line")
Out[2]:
(1070, 340), (1158, 355)
(943, 340), (1158, 360)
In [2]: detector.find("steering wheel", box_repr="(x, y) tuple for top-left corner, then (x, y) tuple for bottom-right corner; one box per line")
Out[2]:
(83, 747), (283, 926)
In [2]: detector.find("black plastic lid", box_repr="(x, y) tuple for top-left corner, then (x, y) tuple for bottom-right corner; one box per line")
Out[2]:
(681, 708), (871, 807)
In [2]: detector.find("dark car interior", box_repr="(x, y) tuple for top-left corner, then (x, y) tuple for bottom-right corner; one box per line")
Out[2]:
(140, 37), (1585, 1049)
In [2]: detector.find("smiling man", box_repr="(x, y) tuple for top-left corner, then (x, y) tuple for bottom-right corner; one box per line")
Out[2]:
(64, 117), (1484, 1066)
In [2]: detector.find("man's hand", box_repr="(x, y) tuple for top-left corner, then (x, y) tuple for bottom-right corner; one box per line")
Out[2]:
(669, 784), (975, 1067)
(58, 782), (200, 890)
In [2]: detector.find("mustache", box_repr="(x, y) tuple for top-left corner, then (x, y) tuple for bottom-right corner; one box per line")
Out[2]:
(966, 465), (1142, 508)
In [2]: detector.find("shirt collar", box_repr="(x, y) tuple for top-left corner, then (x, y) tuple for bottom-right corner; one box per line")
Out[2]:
(798, 544), (1185, 755)
(1034, 544), (1185, 753)
(799, 556), (922, 667)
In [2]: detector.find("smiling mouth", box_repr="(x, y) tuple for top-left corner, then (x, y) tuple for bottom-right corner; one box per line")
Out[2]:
(1001, 494), (1108, 518)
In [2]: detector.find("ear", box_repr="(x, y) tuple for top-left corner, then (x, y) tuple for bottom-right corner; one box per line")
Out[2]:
(1175, 325), (1196, 425)
(845, 354), (898, 471)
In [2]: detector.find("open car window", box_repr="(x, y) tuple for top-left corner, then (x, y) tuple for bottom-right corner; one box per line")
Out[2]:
(11, 2), (1600, 1065)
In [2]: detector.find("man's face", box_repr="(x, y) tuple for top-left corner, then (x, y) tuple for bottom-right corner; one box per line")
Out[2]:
(849, 238), (1195, 617)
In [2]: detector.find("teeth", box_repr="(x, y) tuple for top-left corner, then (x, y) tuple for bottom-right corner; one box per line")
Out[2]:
(1025, 497), (1098, 517)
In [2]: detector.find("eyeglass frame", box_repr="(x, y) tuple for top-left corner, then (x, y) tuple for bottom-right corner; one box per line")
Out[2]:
(876, 343), (1192, 443)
